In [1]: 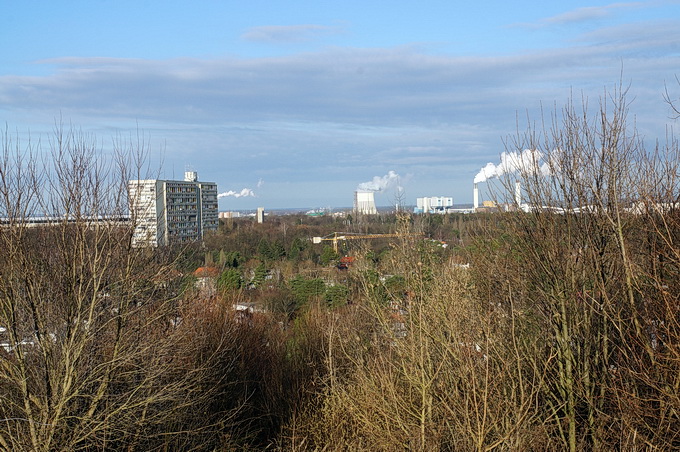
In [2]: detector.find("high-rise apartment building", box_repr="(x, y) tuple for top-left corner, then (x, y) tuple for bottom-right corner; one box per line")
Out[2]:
(128, 171), (218, 247)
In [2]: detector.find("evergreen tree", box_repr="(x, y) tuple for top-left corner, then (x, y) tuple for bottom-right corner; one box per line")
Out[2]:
(225, 251), (243, 268)
(324, 284), (349, 307)
(290, 275), (326, 306)
(319, 245), (339, 266)
(257, 238), (272, 260)
(288, 237), (307, 261)
(270, 239), (286, 259)
(251, 262), (268, 288)
(217, 267), (242, 292)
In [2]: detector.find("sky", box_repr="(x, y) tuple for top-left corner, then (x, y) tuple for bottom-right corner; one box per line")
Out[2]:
(2, 1), (680, 210)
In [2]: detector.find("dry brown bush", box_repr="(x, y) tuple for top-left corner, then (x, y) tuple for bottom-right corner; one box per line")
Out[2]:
(277, 87), (679, 451)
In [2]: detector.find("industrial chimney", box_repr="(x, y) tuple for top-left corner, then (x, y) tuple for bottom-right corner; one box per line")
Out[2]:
(515, 181), (521, 207)
(473, 183), (479, 210)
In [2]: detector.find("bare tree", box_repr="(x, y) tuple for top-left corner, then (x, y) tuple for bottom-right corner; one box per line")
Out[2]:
(478, 84), (680, 450)
(0, 124), (226, 451)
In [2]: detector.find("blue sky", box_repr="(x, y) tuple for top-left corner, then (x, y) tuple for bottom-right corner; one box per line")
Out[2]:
(2, 1), (680, 209)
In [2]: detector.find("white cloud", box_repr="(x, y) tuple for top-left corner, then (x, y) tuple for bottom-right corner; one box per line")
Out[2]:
(241, 24), (342, 43)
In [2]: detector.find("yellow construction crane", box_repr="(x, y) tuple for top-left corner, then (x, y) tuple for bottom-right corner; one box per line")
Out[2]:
(312, 232), (422, 253)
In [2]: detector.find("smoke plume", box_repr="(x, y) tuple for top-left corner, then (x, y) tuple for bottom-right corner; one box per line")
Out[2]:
(217, 188), (255, 199)
(474, 149), (552, 183)
(357, 170), (401, 192)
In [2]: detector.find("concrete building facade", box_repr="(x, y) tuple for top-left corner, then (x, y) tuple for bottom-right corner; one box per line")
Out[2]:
(129, 171), (218, 247)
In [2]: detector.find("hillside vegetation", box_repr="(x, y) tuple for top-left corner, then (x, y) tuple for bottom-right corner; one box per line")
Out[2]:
(0, 91), (678, 451)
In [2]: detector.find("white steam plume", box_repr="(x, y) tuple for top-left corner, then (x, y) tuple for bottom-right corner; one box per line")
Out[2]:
(357, 170), (401, 192)
(474, 149), (554, 183)
(217, 188), (255, 199)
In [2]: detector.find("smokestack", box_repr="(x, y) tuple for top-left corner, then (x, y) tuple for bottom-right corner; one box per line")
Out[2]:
(515, 181), (521, 207)
(473, 183), (479, 210)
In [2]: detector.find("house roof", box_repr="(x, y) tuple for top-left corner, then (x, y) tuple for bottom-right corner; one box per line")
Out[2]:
(193, 266), (220, 278)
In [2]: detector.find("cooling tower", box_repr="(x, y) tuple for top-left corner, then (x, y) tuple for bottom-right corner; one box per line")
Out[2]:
(354, 190), (378, 215)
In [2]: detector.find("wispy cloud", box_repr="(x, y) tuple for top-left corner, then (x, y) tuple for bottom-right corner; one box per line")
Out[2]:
(514, 2), (644, 28)
(241, 24), (342, 43)
(546, 3), (642, 24)
(3, 23), (675, 128)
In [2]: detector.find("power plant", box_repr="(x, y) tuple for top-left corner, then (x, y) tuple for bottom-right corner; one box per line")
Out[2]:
(354, 191), (378, 215)
(415, 196), (453, 214)
(217, 165), (527, 216)
(472, 180), (524, 212)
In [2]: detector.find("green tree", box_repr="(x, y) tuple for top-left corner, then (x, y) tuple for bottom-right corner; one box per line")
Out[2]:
(257, 238), (272, 260)
(290, 275), (326, 306)
(325, 284), (350, 308)
(224, 251), (243, 268)
(270, 239), (286, 259)
(218, 267), (243, 292)
(319, 245), (339, 266)
(287, 237), (308, 261)
(251, 262), (268, 288)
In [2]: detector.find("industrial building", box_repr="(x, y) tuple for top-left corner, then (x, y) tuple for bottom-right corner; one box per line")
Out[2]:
(354, 191), (378, 215)
(128, 171), (218, 247)
(473, 181), (526, 213)
(414, 196), (454, 214)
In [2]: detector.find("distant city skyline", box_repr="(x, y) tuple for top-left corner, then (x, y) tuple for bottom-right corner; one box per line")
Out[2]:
(2, 1), (680, 209)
